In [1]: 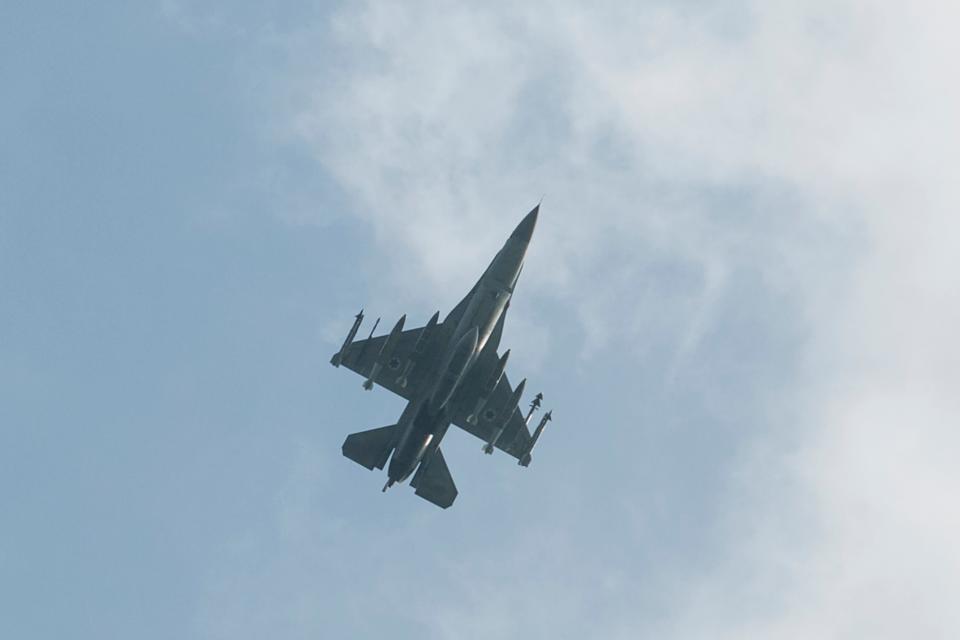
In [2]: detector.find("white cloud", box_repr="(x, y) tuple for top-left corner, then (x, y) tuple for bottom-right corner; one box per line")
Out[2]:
(214, 0), (960, 637)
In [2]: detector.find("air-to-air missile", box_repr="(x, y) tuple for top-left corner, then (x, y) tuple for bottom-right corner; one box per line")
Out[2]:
(330, 309), (364, 368)
(523, 392), (543, 425)
(519, 409), (552, 467)
(413, 311), (440, 355)
(363, 315), (405, 390)
(353, 315), (380, 365)
(396, 311), (439, 388)
(467, 349), (511, 425)
(483, 377), (526, 454)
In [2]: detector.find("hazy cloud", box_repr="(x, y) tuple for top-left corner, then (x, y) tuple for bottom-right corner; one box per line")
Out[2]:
(198, 1), (959, 637)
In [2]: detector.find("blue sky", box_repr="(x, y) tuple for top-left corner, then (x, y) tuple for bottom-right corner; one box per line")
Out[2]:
(3, 2), (959, 639)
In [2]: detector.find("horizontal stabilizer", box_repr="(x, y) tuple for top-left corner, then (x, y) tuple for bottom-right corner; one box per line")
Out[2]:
(410, 448), (458, 508)
(342, 424), (397, 470)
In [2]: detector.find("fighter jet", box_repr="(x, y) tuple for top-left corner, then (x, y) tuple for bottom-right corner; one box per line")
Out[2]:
(330, 206), (552, 508)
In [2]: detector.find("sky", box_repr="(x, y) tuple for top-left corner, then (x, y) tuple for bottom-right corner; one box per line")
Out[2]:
(2, 1), (958, 638)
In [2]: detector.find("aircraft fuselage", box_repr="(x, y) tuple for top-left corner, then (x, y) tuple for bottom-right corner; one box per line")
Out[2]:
(385, 211), (536, 486)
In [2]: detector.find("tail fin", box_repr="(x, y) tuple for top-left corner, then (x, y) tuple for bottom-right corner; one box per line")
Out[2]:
(342, 424), (397, 470)
(410, 448), (458, 508)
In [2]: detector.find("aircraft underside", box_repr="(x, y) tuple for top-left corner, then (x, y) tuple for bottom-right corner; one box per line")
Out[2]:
(330, 207), (554, 508)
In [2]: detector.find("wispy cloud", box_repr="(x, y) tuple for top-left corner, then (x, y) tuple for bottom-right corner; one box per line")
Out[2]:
(195, 1), (960, 637)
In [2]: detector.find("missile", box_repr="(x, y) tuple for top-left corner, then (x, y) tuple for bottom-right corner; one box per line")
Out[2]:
(354, 316), (380, 364)
(466, 400), (485, 426)
(412, 311), (440, 354)
(503, 377), (526, 424)
(482, 377), (525, 455)
(519, 410), (552, 467)
(523, 391), (543, 426)
(530, 410), (552, 448)
(380, 314), (407, 357)
(364, 315), (405, 390)
(397, 311), (439, 387)
(395, 360), (414, 389)
(467, 349), (510, 425)
(485, 349), (510, 393)
(330, 309), (364, 367)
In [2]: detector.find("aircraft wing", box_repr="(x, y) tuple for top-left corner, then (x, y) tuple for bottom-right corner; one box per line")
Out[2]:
(334, 274), (482, 400)
(335, 327), (432, 400)
(450, 355), (533, 460)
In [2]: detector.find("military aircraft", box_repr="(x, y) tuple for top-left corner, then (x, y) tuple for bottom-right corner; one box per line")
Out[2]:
(330, 206), (553, 508)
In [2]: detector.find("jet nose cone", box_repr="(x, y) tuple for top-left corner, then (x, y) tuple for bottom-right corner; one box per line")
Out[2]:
(510, 205), (539, 244)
